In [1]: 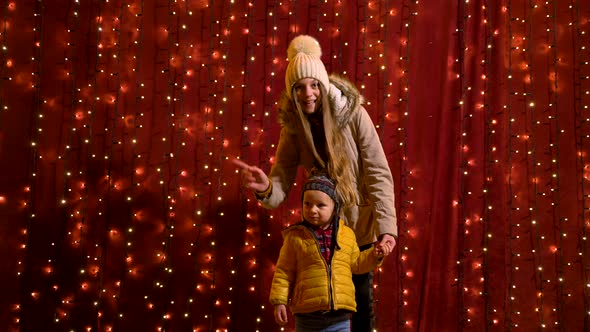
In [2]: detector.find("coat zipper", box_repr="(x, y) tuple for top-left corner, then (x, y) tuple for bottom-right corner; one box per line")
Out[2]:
(306, 226), (335, 311)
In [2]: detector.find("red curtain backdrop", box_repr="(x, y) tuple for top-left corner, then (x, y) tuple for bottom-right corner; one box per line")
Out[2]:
(0, 0), (588, 331)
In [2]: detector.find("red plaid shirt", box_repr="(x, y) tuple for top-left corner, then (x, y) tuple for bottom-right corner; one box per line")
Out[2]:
(311, 222), (334, 263)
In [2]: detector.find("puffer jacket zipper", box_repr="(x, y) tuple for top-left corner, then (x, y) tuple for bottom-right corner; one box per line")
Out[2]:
(305, 226), (335, 311)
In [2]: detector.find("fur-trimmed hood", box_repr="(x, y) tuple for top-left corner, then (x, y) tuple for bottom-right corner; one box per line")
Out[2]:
(277, 74), (365, 131)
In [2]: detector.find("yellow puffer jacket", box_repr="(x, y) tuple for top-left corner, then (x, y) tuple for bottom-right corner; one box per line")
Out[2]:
(269, 219), (382, 314)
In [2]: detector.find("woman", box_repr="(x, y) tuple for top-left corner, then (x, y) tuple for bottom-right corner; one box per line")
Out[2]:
(234, 35), (397, 331)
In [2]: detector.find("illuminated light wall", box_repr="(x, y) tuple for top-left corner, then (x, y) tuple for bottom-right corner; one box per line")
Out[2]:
(0, 0), (587, 331)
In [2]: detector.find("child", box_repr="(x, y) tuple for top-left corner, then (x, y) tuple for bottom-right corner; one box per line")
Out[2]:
(269, 172), (383, 331)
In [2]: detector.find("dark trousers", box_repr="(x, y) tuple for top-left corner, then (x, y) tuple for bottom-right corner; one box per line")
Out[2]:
(351, 244), (374, 332)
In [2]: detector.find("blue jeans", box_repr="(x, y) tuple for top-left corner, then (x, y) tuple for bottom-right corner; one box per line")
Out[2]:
(295, 311), (351, 332)
(352, 244), (375, 332)
(295, 319), (350, 332)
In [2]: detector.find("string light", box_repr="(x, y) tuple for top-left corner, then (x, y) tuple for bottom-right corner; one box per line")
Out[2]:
(395, 0), (416, 328)
(18, 1), (46, 330)
(573, 0), (590, 324)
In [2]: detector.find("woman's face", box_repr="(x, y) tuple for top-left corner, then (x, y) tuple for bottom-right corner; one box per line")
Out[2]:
(293, 78), (322, 115)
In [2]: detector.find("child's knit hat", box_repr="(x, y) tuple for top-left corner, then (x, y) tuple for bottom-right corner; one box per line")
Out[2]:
(302, 171), (339, 205)
(285, 35), (330, 99)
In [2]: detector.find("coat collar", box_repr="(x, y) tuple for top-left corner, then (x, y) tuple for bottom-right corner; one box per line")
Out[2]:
(284, 219), (343, 250)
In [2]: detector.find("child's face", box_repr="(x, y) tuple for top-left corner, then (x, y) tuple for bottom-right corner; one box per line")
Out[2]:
(293, 78), (322, 115)
(302, 190), (335, 228)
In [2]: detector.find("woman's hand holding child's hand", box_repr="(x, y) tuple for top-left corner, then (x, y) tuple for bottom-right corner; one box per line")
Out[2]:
(374, 244), (384, 258)
(375, 234), (396, 258)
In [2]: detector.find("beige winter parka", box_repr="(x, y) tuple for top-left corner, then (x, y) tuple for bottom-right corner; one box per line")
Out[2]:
(269, 219), (382, 313)
(260, 75), (397, 246)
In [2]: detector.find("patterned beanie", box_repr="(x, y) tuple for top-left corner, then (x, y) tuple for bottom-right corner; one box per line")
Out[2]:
(302, 172), (339, 205)
(284, 35), (330, 99)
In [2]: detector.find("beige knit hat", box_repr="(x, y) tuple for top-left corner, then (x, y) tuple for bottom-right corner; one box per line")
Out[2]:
(284, 35), (330, 99)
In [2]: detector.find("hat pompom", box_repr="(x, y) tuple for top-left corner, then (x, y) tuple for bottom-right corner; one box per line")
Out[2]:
(287, 35), (322, 61)
(284, 35), (329, 98)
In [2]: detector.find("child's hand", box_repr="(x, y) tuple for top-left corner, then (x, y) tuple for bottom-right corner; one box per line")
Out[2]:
(274, 304), (288, 325)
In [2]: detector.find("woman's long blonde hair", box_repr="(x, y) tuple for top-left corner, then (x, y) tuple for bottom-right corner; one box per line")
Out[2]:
(294, 83), (358, 209)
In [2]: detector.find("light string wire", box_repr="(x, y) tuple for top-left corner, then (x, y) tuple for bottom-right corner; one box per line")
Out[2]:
(114, 1), (145, 329)
(187, 0), (208, 327)
(51, 0), (85, 328)
(175, 0), (196, 327)
(279, 0), (294, 243)
(221, 0), (236, 323)
(397, 0), (414, 329)
(208, 1), (234, 328)
(254, 0), (277, 327)
(358, 0), (368, 91)
(53, 0), (85, 329)
(85, 0), (106, 327)
(507, 1), (538, 328)
(373, 0), (390, 325)
(456, 0), (467, 328)
(234, 0), (255, 327)
(99, 1), (125, 330)
(156, 0), (183, 329)
(59, 0), (82, 269)
(202, 1), (216, 328)
(335, 0), (343, 72)
(20, 0), (44, 328)
(174, 0), (193, 323)
(278, 0), (303, 262)
(209, 0), (231, 326)
(166, 0), (191, 324)
(315, 0), (321, 32)
(377, 0), (389, 142)
(355, 0), (373, 316)
(231, 1), (259, 327)
(547, 0), (563, 328)
(0, 0), (9, 127)
(482, 0), (492, 328)
(572, 0), (590, 329)
(204, 0), (226, 328)
(199, 0), (217, 329)
(3, 1), (18, 327)
(524, 0), (544, 327)
(221, 2), (243, 327)
(150, 1), (177, 322)
(506, 1), (516, 329)
(511, 1), (526, 327)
